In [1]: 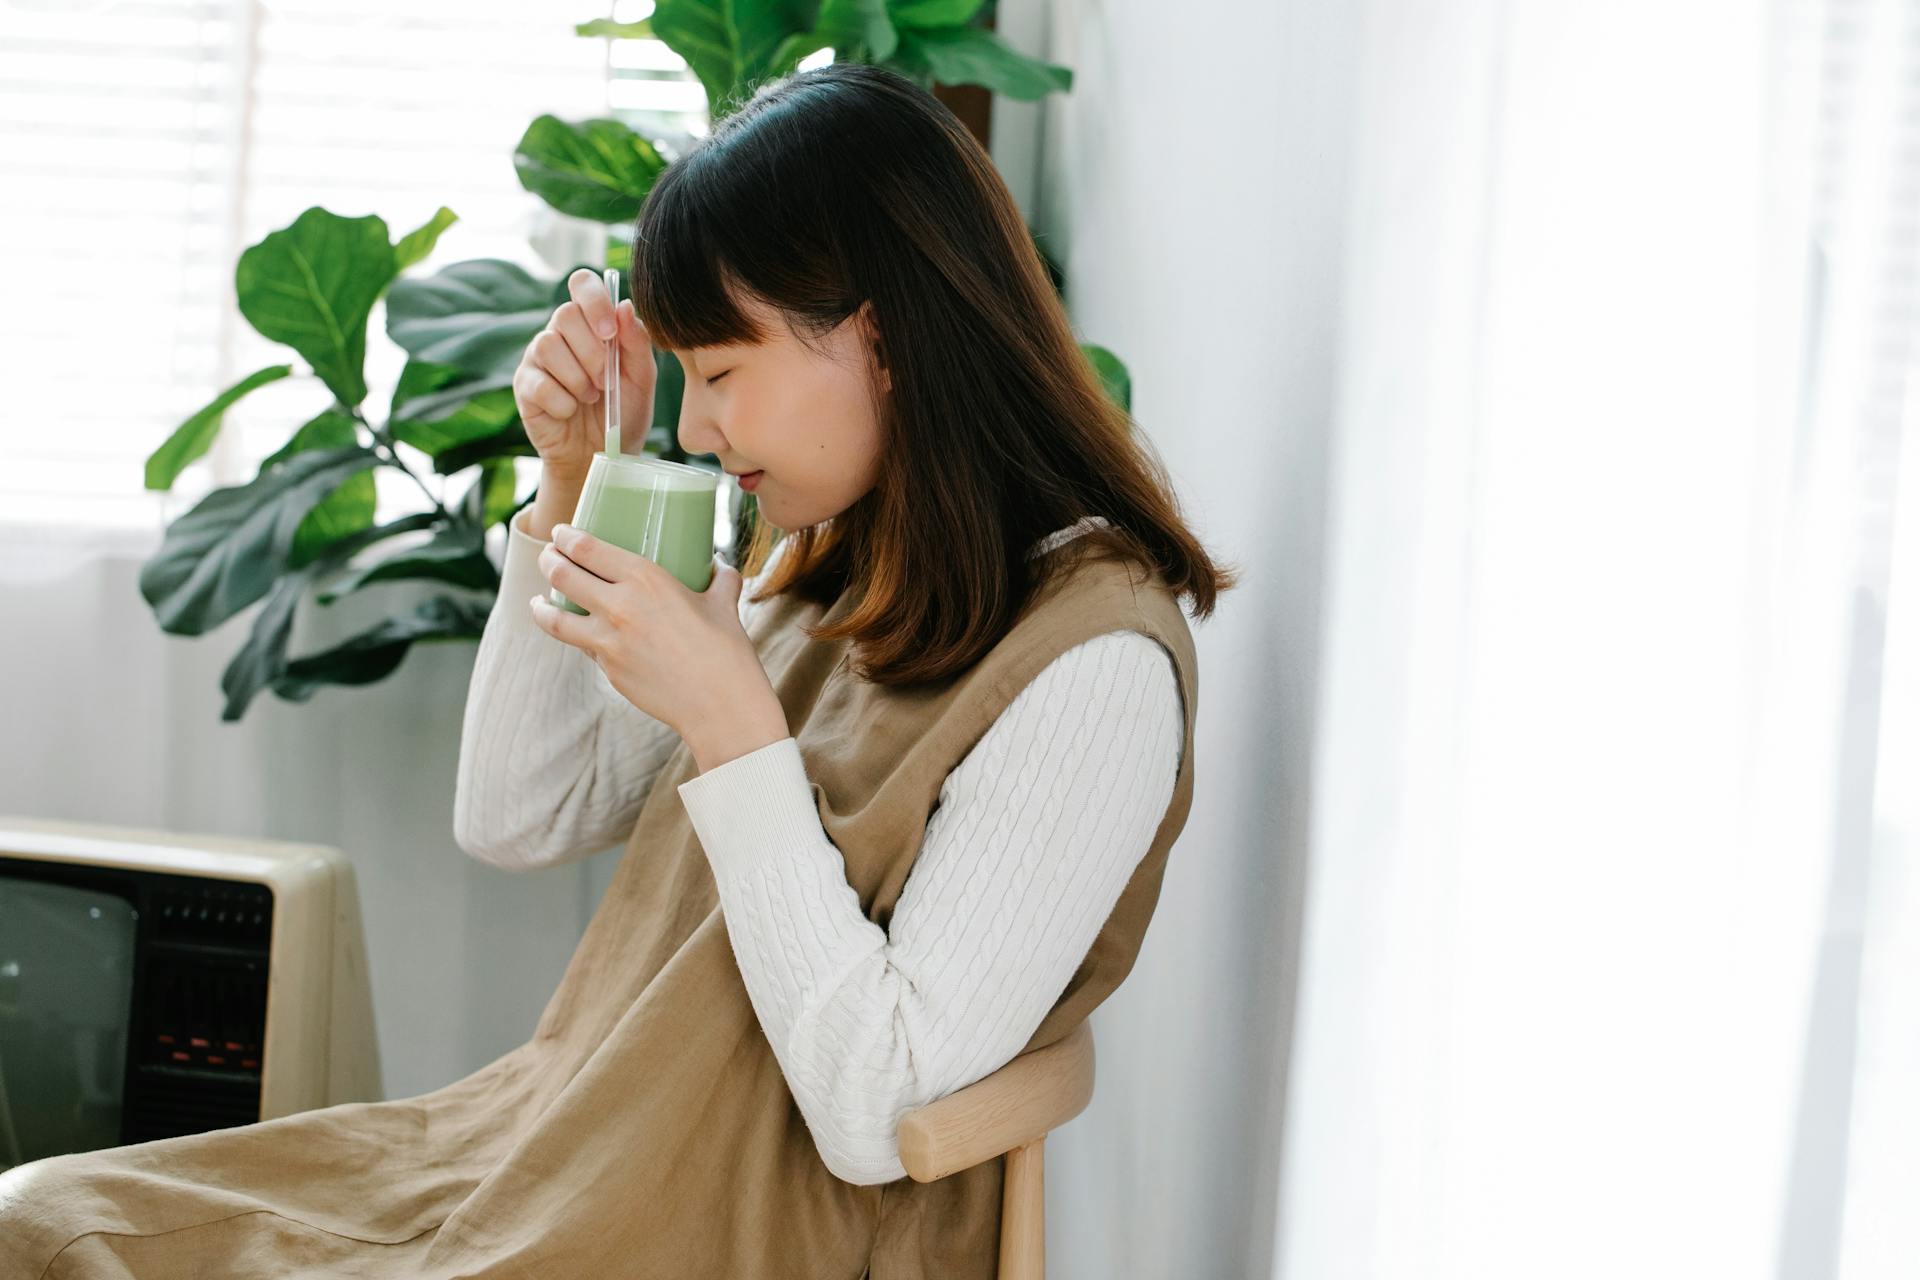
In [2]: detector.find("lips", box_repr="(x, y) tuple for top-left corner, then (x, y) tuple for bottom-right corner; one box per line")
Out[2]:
(736, 470), (763, 492)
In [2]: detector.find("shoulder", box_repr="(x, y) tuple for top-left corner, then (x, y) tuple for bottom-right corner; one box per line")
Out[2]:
(989, 537), (1194, 699)
(998, 629), (1182, 741)
(946, 629), (1185, 798)
(1018, 629), (1179, 709)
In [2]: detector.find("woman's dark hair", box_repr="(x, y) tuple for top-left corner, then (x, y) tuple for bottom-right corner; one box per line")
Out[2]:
(631, 61), (1238, 686)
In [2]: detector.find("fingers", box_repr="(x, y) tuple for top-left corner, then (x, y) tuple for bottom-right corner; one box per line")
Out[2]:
(538, 542), (612, 615)
(550, 524), (680, 602)
(529, 592), (595, 652)
(549, 304), (607, 390)
(530, 328), (598, 407)
(518, 273), (614, 423)
(567, 266), (619, 340)
(550, 524), (627, 584)
(513, 363), (580, 422)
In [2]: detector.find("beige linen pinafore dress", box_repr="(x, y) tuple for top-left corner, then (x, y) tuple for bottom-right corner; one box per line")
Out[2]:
(0, 534), (1199, 1279)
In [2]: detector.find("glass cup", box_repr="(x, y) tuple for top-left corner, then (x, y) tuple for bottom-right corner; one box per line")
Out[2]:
(547, 453), (720, 616)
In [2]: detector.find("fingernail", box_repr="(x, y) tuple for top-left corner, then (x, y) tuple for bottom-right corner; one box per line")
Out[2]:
(597, 319), (616, 338)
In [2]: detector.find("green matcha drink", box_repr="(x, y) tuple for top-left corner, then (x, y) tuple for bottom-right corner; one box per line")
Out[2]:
(548, 452), (720, 615)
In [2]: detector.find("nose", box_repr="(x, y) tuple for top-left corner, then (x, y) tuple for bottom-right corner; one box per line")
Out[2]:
(676, 417), (725, 460)
(674, 388), (723, 458)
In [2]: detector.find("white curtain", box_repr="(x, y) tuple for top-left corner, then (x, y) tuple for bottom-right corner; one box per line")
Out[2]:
(1023, 0), (1920, 1276)
(1277, 1), (1918, 1275)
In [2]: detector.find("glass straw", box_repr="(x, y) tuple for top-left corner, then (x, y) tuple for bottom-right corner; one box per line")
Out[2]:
(603, 267), (621, 457)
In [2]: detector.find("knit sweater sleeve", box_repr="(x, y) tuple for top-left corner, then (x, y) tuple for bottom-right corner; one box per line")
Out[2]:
(675, 628), (1185, 1185)
(451, 509), (785, 871)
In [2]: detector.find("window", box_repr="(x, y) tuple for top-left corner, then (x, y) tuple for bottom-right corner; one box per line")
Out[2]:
(0, 0), (702, 538)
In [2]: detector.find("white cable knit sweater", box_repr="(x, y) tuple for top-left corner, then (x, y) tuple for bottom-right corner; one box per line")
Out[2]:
(454, 506), (1184, 1183)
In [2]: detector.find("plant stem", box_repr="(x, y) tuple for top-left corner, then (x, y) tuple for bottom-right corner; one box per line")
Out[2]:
(361, 413), (449, 519)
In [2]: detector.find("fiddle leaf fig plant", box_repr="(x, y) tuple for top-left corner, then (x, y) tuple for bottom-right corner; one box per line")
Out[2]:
(140, 205), (557, 721)
(143, 1), (1126, 722)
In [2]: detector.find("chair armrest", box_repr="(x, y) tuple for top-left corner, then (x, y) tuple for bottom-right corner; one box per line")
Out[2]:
(896, 1020), (1096, 1183)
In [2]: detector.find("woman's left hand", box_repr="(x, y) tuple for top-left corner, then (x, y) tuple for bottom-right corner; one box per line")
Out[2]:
(529, 523), (791, 773)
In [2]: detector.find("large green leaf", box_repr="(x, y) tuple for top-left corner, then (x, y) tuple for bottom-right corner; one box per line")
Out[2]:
(145, 364), (293, 492)
(653, 346), (685, 432)
(314, 521), (498, 604)
(651, 0), (809, 117)
(266, 595), (494, 708)
(138, 445), (380, 636)
(513, 116), (669, 223)
(886, 0), (983, 26)
(386, 258), (555, 382)
(1082, 343), (1131, 413)
(235, 207), (396, 407)
(256, 407), (357, 474)
(883, 38), (935, 88)
(430, 424), (539, 477)
(219, 570), (309, 722)
(897, 26), (1071, 99)
(291, 464), (377, 570)
(391, 383), (520, 459)
(213, 512), (446, 721)
(814, 0), (897, 60)
(393, 206), (458, 272)
(766, 0), (897, 77)
(459, 456), (522, 530)
(253, 411), (378, 568)
(388, 360), (508, 423)
(767, 31), (833, 76)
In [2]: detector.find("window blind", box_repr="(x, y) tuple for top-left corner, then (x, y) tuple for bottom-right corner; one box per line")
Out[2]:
(0, 0), (701, 538)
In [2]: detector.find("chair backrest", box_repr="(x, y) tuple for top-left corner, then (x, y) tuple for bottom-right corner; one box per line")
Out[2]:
(896, 1021), (1096, 1279)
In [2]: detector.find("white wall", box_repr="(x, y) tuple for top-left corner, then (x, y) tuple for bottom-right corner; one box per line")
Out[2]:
(992, 1), (1364, 1274)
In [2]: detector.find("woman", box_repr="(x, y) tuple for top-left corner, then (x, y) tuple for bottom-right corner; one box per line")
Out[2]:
(0, 63), (1233, 1279)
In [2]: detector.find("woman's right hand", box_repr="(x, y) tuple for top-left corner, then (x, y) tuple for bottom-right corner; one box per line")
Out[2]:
(512, 267), (658, 478)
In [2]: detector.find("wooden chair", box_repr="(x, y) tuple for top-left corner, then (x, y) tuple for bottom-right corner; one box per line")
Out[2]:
(895, 1020), (1096, 1280)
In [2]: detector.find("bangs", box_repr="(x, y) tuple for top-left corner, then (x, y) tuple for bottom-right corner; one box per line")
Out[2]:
(631, 160), (773, 353)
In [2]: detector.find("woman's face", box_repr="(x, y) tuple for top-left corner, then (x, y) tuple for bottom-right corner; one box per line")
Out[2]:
(671, 293), (888, 532)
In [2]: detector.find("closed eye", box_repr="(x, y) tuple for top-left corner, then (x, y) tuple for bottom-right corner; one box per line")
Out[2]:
(705, 369), (732, 386)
